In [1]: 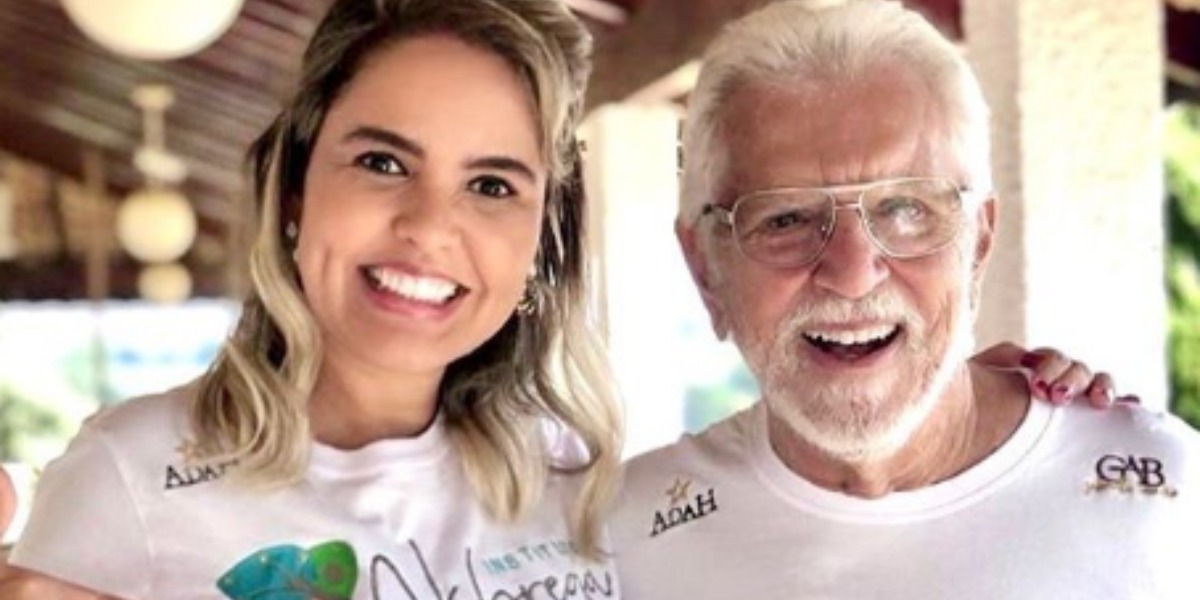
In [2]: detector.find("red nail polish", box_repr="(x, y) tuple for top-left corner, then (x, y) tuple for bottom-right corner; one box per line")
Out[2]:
(1020, 352), (1041, 369)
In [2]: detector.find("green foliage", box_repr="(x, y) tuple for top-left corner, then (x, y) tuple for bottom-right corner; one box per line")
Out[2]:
(61, 340), (120, 404)
(684, 366), (758, 432)
(0, 384), (66, 461)
(1166, 103), (1200, 429)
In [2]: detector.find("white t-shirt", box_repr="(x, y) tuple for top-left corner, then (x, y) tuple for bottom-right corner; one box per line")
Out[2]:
(11, 384), (619, 600)
(612, 399), (1200, 599)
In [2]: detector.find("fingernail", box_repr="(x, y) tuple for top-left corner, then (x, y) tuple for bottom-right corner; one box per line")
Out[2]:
(1020, 352), (1041, 369)
(1052, 384), (1072, 403)
(1035, 380), (1051, 396)
(1103, 388), (1116, 405)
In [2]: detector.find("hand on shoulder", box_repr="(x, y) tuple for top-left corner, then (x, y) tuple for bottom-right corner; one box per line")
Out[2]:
(0, 466), (14, 539)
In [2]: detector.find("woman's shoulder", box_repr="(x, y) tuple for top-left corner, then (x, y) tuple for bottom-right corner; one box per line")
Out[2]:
(7, 383), (203, 599)
(85, 382), (195, 439)
(56, 381), (199, 478)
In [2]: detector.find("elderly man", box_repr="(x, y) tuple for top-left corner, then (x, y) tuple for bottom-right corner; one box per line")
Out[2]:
(612, 1), (1200, 598)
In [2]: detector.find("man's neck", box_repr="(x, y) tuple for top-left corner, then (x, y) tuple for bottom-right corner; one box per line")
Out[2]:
(768, 363), (1031, 498)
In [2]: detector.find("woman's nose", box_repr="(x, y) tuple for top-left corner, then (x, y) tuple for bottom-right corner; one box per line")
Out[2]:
(390, 185), (461, 250)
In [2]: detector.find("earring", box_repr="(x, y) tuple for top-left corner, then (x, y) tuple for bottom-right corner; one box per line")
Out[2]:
(283, 221), (300, 264)
(516, 273), (540, 317)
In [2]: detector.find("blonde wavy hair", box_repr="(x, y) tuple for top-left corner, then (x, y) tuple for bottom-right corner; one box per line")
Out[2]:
(191, 0), (622, 558)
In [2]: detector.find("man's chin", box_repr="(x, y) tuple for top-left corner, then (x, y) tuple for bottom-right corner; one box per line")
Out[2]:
(768, 382), (926, 463)
(790, 410), (913, 462)
(809, 424), (912, 463)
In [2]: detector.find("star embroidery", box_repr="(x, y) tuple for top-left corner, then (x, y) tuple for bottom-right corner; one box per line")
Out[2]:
(666, 477), (692, 507)
(175, 439), (201, 465)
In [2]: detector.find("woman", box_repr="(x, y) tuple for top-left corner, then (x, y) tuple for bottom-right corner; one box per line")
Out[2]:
(7, 1), (618, 598)
(0, 0), (1112, 598)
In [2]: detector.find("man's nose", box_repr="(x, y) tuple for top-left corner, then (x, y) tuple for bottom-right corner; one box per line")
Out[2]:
(810, 208), (889, 299)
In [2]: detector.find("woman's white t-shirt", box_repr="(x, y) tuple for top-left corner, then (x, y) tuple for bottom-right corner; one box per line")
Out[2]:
(11, 385), (617, 600)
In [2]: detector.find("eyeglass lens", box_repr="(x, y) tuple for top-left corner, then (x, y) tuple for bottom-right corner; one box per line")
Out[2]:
(733, 178), (963, 266)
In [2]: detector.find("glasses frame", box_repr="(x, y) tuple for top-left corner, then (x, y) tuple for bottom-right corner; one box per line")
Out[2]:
(701, 176), (977, 268)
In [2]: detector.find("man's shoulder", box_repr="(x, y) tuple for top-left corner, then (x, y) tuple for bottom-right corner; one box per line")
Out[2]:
(1055, 402), (1200, 451)
(1049, 403), (1200, 492)
(616, 404), (758, 524)
(611, 408), (753, 548)
(624, 402), (760, 482)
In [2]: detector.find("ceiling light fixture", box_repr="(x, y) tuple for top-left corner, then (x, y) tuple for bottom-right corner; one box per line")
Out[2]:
(60, 0), (244, 61)
(115, 84), (197, 302)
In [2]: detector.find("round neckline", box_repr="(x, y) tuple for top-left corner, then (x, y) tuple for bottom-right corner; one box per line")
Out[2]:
(308, 413), (452, 480)
(750, 395), (1057, 524)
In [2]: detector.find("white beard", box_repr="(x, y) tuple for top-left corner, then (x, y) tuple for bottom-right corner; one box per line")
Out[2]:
(745, 269), (977, 463)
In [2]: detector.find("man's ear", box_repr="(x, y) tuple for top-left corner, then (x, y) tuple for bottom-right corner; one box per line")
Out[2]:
(676, 218), (730, 341)
(969, 196), (997, 308)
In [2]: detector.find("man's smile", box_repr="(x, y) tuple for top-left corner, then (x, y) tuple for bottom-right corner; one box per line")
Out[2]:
(801, 324), (903, 362)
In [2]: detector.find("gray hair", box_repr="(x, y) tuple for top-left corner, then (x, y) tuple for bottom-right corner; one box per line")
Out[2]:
(679, 0), (993, 223)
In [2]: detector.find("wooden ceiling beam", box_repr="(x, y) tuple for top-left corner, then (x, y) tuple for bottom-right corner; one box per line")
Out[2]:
(0, 108), (239, 228)
(0, 92), (244, 204)
(586, 0), (963, 108)
(586, 0), (769, 108)
(0, 8), (279, 130)
(0, 257), (229, 301)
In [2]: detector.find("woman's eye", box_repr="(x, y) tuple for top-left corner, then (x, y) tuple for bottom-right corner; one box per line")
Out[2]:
(468, 176), (515, 198)
(354, 152), (406, 175)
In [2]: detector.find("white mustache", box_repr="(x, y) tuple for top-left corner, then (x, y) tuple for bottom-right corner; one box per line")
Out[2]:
(780, 288), (926, 339)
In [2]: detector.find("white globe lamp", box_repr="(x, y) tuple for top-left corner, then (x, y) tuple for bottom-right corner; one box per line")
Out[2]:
(137, 263), (193, 303)
(116, 187), (197, 263)
(61, 0), (245, 61)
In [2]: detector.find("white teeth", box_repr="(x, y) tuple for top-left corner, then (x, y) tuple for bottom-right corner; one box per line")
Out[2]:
(804, 324), (898, 346)
(368, 267), (459, 303)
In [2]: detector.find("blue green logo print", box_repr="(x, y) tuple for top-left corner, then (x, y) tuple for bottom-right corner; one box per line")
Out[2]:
(217, 540), (359, 600)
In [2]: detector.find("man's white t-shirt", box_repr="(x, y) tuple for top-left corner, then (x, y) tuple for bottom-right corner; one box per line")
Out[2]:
(612, 399), (1200, 599)
(11, 385), (618, 600)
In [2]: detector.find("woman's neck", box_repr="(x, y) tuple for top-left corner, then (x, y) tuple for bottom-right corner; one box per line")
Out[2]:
(307, 356), (444, 450)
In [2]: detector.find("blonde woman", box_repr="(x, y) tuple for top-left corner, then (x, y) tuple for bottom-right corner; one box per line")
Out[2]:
(0, 0), (1115, 598)
(4, 1), (618, 597)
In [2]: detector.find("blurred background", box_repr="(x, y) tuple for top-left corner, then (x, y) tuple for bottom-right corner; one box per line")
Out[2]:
(0, 0), (1197, 542)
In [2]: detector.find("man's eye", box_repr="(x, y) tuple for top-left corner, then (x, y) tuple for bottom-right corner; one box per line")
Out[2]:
(877, 196), (930, 220)
(354, 152), (406, 175)
(761, 210), (817, 232)
(468, 176), (515, 198)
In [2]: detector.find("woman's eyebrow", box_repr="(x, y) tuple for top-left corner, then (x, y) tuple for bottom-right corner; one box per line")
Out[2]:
(341, 125), (425, 159)
(465, 156), (537, 184)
